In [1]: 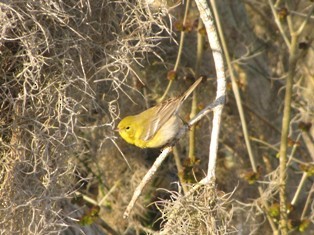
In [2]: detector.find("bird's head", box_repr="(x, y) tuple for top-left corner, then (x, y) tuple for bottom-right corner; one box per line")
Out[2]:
(117, 116), (136, 145)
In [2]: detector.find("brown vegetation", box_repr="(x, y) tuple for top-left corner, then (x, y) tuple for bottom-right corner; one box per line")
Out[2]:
(0, 0), (313, 234)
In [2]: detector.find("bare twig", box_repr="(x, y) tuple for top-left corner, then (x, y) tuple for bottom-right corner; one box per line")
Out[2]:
(159, 0), (191, 102)
(74, 191), (98, 206)
(188, 97), (223, 126)
(287, 133), (302, 165)
(188, 19), (205, 164)
(123, 147), (172, 218)
(290, 172), (308, 206)
(301, 184), (314, 220)
(269, 0), (291, 49)
(98, 180), (121, 206)
(302, 132), (314, 161)
(278, 28), (296, 235)
(173, 146), (189, 194)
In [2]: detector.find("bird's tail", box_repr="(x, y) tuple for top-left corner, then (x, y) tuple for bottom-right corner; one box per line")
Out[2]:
(181, 77), (203, 102)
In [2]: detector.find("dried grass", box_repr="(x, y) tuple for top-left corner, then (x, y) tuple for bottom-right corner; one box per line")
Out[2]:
(0, 0), (171, 233)
(156, 183), (236, 235)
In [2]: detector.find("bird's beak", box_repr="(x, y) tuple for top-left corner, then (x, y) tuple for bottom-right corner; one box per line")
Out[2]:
(113, 127), (120, 132)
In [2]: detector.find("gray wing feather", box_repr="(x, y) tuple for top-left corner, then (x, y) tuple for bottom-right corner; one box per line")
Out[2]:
(142, 99), (180, 141)
(141, 78), (202, 141)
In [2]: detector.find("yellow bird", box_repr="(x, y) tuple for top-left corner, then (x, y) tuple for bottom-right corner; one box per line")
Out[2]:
(117, 78), (202, 148)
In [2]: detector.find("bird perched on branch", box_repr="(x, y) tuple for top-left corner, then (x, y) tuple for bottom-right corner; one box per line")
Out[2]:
(117, 78), (202, 148)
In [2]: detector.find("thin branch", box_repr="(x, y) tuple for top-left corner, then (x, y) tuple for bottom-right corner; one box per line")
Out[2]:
(290, 172), (308, 206)
(268, 0), (291, 49)
(123, 147), (172, 218)
(250, 137), (279, 152)
(287, 133), (302, 166)
(301, 184), (314, 220)
(274, 0), (284, 8)
(302, 132), (314, 162)
(188, 97), (223, 126)
(295, 4), (314, 36)
(188, 19), (205, 164)
(159, 0), (191, 102)
(98, 179), (121, 206)
(278, 25), (298, 235)
(74, 191), (98, 206)
(173, 146), (188, 194)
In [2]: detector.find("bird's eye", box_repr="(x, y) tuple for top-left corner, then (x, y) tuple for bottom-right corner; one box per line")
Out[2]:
(125, 126), (130, 130)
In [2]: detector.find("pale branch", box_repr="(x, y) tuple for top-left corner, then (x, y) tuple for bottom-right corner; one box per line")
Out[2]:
(194, 0), (226, 181)
(123, 147), (172, 219)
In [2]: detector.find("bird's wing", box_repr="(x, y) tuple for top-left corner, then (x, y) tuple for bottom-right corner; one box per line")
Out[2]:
(141, 77), (202, 141)
(142, 98), (179, 141)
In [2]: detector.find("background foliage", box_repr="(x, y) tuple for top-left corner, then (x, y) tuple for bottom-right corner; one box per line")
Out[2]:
(0, 0), (313, 234)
